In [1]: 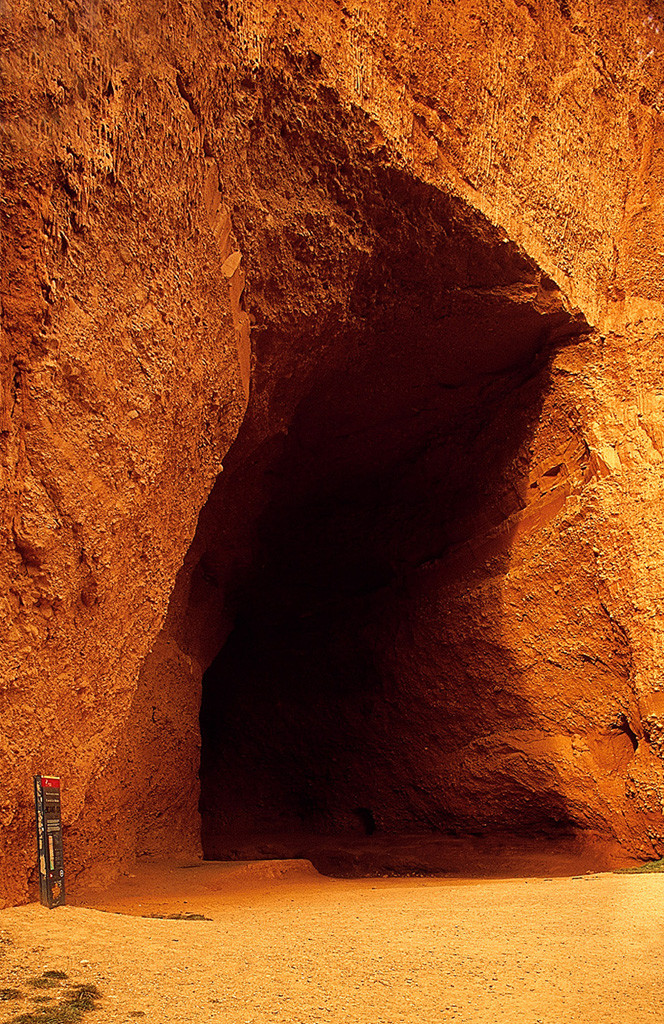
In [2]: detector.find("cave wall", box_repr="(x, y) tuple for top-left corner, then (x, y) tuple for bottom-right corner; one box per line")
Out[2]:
(0, 0), (250, 900)
(3, 0), (664, 903)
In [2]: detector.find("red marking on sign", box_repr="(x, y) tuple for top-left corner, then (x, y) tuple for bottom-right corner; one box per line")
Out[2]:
(41, 778), (60, 789)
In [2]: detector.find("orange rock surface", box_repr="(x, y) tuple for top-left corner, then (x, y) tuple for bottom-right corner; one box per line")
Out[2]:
(3, 0), (664, 905)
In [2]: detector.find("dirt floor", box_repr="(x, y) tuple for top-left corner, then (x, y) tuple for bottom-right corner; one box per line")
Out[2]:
(0, 857), (662, 1024)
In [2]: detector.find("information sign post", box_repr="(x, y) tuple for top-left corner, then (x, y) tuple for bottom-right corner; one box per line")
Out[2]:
(33, 776), (65, 908)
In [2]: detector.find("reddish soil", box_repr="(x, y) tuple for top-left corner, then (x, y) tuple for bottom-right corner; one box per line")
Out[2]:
(1, 860), (663, 1024)
(195, 831), (640, 879)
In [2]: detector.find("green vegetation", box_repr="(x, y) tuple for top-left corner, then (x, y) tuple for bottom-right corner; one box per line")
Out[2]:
(616, 857), (664, 874)
(147, 910), (211, 921)
(7, 977), (101, 1024)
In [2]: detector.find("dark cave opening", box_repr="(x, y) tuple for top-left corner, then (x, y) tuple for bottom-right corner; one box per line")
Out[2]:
(186, 105), (591, 868)
(196, 267), (587, 865)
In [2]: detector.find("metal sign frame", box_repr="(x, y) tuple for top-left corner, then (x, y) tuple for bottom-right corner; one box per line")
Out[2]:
(34, 776), (65, 908)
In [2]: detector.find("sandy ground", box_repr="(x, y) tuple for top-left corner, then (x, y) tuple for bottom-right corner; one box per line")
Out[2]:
(1, 860), (662, 1024)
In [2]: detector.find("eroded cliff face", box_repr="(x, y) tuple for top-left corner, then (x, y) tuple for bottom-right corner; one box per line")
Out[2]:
(0, 0), (251, 899)
(3, 0), (664, 904)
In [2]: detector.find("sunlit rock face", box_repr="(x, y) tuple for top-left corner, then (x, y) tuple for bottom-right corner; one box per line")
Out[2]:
(4, 0), (664, 904)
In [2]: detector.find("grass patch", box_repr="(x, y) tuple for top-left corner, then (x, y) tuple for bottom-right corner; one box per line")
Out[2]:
(1, 989), (22, 1001)
(147, 911), (211, 921)
(616, 857), (664, 874)
(27, 973), (69, 991)
(65, 984), (101, 1012)
(8, 982), (101, 1024)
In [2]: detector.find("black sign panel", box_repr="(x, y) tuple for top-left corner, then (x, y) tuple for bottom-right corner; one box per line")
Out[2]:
(34, 776), (65, 908)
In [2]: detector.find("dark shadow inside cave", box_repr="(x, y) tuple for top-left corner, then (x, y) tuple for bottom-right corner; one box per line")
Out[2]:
(197, 359), (570, 856)
(194, 192), (589, 868)
(184, 88), (592, 871)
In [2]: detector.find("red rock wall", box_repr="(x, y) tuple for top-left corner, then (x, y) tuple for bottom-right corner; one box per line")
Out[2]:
(0, 0), (248, 902)
(3, 0), (664, 903)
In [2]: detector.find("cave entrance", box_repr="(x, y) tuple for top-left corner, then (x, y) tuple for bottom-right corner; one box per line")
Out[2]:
(190, 172), (588, 871)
